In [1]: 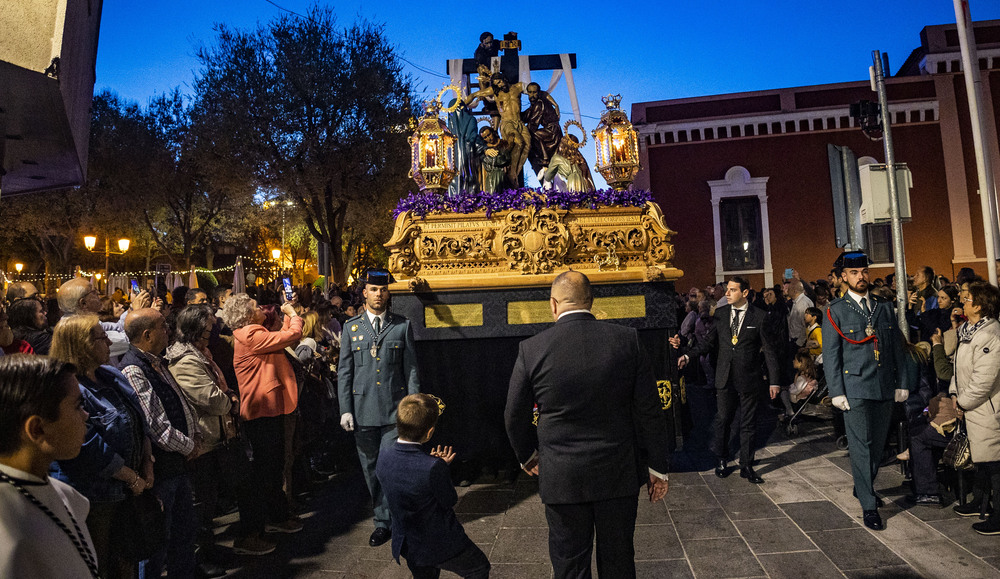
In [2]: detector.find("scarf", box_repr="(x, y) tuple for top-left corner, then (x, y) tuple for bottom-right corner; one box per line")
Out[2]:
(957, 317), (991, 344)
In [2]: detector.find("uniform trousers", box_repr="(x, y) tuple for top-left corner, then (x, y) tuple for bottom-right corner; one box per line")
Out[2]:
(354, 425), (396, 527)
(843, 398), (893, 510)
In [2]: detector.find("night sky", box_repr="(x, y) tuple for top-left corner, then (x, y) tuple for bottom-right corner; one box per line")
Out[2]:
(94, 0), (1000, 188)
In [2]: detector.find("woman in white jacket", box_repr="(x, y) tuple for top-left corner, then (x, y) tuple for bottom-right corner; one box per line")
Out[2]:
(950, 281), (1000, 535)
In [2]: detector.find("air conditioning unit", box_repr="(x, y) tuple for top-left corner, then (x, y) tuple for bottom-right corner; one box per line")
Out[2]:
(859, 163), (912, 224)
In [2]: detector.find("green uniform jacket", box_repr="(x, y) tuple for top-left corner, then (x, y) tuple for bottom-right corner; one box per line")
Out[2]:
(822, 294), (908, 400)
(337, 311), (420, 427)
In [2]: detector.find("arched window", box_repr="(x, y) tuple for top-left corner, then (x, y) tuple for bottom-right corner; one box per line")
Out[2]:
(708, 166), (774, 286)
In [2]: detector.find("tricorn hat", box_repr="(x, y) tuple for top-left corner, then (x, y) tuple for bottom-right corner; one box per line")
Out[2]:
(361, 269), (393, 286)
(833, 251), (870, 269)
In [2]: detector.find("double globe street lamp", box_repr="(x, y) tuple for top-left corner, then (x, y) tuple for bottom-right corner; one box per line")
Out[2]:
(83, 235), (130, 294)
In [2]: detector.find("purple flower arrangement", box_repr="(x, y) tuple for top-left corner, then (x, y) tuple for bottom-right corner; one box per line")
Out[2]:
(393, 187), (653, 219)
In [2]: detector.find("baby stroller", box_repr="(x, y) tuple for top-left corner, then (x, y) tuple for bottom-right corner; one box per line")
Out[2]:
(784, 364), (830, 437)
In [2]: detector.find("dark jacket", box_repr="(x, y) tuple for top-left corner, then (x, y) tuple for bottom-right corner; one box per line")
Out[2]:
(685, 304), (781, 392)
(505, 312), (671, 505)
(375, 442), (472, 567)
(822, 294), (908, 400)
(52, 366), (147, 503)
(12, 326), (51, 355)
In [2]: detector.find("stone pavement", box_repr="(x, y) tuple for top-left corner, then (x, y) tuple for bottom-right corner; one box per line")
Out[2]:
(210, 387), (1000, 578)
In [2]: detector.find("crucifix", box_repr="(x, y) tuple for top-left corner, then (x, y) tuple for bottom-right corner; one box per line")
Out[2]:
(446, 32), (581, 125)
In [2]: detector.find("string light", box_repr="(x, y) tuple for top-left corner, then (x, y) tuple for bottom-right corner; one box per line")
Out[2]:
(0, 256), (276, 282)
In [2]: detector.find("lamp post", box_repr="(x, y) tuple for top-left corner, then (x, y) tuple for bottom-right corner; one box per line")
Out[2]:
(14, 263), (23, 280)
(83, 235), (130, 295)
(271, 249), (282, 281)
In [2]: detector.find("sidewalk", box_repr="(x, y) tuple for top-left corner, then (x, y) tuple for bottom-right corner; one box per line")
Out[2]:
(213, 390), (1000, 578)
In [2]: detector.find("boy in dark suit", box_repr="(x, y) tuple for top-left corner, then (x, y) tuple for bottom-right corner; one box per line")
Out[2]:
(375, 394), (490, 578)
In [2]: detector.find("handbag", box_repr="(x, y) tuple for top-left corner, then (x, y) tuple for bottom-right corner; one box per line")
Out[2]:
(117, 490), (167, 562)
(943, 420), (974, 471)
(217, 412), (253, 467)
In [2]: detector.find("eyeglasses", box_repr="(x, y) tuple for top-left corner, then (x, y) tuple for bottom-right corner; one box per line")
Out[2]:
(962, 296), (973, 303)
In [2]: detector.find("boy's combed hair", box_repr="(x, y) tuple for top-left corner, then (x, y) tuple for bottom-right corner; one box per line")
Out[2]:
(396, 394), (440, 442)
(0, 355), (77, 454)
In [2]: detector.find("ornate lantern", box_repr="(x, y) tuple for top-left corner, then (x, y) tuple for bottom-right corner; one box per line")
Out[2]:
(592, 94), (641, 191)
(408, 86), (461, 192)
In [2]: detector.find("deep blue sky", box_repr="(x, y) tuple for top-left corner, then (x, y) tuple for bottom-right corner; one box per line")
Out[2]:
(94, 0), (1000, 187)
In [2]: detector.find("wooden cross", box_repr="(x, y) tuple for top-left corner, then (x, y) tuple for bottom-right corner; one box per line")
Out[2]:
(449, 32), (576, 88)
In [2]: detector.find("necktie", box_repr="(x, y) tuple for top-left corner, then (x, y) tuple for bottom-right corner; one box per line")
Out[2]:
(861, 298), (871, 317)
(731, 309), (742, 337)
(373, 316), (381, 334)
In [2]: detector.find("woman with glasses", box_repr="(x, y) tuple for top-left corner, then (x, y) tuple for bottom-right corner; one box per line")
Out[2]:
(166, 304), (273, 557)
(950, 281), (1000, 534)
(50, 314), (153, 578)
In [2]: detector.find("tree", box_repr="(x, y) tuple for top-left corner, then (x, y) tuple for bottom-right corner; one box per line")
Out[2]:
(192, 5), (417, 284)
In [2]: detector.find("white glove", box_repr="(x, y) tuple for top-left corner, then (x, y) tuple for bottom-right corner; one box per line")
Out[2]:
(894, 389), (909, 403)
(340, 413), (355, 432)
(831, 395), (851, 411)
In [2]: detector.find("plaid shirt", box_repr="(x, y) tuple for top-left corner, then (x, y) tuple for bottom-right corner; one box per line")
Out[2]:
(121, 349), (199, 456)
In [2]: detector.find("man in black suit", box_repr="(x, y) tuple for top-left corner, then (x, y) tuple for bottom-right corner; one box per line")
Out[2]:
(505, 271), (670, 579)
(671, 277), (781, 483)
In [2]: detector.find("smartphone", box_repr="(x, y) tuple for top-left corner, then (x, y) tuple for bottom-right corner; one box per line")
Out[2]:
(784, 268), (794, 280)
(131, 279), (140, 295)
(282, 277), (294, 301)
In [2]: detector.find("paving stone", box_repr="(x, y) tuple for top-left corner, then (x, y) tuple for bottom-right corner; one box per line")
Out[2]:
(636, 559), (694, 578)
(904, 500), (964, 523)
(928, 518), (1000, 558)
(671, 507), (738, 540)
(795, 465), (856, 487)
(734, 517), (816, 554)
(490, 527), (550, 563)
(502, 500), (548, 528)
(702, 471), (766, 495)
(761, 475), (821, 504)
(715, 492), (784, 520)
(683, 536), (764, 578)
(781, 500), (859, 532)
(982, 555), (1000, 572)
(487, 563), (553, 578)
(843, 566), (922, 579)
(666, 471), (707, 486)
(890, 538), (1000, 579)
(808, 528), (906, 570)
(664, 483), (720, 510)
(757, 551), (844, 579)
(454, 489), (514, 514)
(457, 513), (505, 542)
(633, 524), (684, 560)
(635, 494), (672, 525)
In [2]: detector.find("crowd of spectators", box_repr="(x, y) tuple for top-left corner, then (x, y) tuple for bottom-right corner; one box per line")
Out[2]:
(0, 274), (364, 577)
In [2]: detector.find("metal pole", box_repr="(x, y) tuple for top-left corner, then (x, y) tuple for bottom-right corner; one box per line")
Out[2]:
(104, 238), (111, 296)
(872, 51), (909, 338)
(953, 0), (999, 285)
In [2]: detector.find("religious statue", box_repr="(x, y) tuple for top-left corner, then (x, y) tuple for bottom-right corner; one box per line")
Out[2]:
(475, 65), (500, 130)
(474, 32), (499, 70)
(521, 82), (563, 177)
(446, 98), (484, 197)
(466, 73), (530, 186)
(542, 130), (594, 193)
(477, 126), (511, 193)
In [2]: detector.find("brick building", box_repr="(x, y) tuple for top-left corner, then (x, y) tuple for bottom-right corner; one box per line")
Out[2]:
(632, 20), (1000, 290)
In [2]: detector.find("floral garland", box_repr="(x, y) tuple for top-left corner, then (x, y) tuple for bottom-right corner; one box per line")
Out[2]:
(393, 187), (653, 219)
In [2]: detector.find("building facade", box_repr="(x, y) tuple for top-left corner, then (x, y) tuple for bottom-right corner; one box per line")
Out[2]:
(632, 20), (1000, 289)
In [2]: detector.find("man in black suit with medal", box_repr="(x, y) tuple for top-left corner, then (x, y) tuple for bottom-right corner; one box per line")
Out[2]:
(671, 277), (781, 483)
(505, 271), (671, 578)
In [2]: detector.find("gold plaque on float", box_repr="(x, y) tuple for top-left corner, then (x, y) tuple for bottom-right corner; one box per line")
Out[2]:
(424, 304), (484, 328)
(507, 295), (646, 325)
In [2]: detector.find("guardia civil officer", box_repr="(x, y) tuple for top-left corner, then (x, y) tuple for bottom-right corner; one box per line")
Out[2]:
(338, 270), (420, 547)
(822, 251), (910, 531)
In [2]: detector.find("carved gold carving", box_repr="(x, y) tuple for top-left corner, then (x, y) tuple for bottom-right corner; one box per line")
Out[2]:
(384, 201), (682, 291)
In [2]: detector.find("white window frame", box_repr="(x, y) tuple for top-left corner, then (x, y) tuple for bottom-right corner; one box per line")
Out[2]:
(708, 166), (773, 287)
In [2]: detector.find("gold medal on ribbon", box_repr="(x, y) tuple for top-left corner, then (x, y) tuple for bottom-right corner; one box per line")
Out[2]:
(865, 325), (875, 336)
(731, 335), (739, 345)
(350, 324), (359, 332)
(370, 344), (377, 358)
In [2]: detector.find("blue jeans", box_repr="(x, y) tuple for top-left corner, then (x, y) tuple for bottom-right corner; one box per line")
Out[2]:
(354, 425), (396, 527)
(140, 473), (196, 579)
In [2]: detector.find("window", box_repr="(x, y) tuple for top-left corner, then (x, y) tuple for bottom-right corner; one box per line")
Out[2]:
(720, 197), (764, 270)
(864, 223), (893, 264)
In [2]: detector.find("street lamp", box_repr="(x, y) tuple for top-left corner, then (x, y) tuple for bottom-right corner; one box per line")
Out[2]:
(83, 235), (130, 295)
(14, 263), (23, 273)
